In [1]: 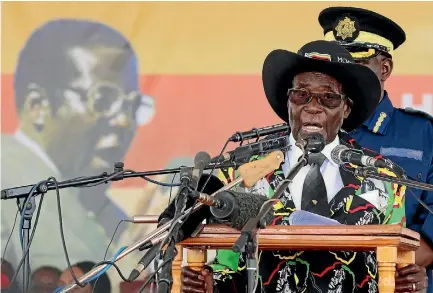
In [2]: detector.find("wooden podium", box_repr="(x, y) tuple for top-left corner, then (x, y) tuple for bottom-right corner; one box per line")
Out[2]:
(171, 224), (420, 293)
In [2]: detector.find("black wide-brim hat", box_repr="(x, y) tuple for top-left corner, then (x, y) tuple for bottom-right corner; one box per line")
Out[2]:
(262, 40), (382, 132)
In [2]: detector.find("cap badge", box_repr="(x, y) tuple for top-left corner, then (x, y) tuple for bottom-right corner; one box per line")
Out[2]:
(333, 16), (359, 42)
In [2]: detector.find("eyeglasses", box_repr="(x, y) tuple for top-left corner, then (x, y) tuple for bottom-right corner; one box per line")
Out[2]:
(287, 88), (346, 109)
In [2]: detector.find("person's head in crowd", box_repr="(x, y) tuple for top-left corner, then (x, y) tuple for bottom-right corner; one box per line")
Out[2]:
(58, 261), (111, 293)
(1, 259), (15, 291)
(30, 266), (61, 293)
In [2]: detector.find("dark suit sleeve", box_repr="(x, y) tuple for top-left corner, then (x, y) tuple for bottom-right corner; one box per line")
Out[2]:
(157, 174), (224, 239)
(421, 162), (433, 251)
(157, 195), (211, 239)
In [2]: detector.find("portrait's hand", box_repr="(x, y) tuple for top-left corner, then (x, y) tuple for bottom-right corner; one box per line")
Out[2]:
(181, 265), (214, 293)
(395, 264), (428, 293)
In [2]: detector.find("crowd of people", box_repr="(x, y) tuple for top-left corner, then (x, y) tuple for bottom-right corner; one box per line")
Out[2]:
(1, 258), (111, 293)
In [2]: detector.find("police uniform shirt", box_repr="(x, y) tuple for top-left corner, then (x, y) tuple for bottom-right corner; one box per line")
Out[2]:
(350, 91), (433, 290)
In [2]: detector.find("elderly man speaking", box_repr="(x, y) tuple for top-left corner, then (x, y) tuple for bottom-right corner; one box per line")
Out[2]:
(170, 40), (429, 293)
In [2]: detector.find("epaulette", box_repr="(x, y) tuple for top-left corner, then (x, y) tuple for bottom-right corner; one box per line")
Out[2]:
(398, 107), (433, 123)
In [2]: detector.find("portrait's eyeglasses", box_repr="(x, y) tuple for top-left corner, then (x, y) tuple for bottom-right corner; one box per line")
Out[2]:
(287, 88), (346, 109)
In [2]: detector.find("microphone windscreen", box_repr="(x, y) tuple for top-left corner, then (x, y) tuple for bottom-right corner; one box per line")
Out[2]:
(330, 144), (348, 165)
(194, 152), (212, 167)
(215, 191), (274, 230)
(288, 210), (341, 225)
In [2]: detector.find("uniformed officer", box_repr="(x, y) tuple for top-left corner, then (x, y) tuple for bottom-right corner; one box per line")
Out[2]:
(319, 7), (433, 293)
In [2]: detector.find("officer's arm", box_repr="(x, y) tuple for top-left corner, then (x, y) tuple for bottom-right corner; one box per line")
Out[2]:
(415, 162), (433, 267)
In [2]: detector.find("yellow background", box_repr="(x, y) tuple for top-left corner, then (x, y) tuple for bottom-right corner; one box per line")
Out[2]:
(3, 1), (433, 75)
(1, 3), (433, 292)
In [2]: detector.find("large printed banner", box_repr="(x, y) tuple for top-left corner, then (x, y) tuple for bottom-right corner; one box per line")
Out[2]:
(1, 2), (432, 291)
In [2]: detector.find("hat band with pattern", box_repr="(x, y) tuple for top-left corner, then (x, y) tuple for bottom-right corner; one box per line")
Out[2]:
(325, 27), (394, 57)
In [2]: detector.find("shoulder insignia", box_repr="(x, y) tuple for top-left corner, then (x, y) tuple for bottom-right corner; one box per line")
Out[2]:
(399, 107), (433, 122)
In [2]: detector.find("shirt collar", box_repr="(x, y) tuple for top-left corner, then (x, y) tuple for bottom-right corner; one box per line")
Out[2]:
(288, 133), (340, 167)
(14, 130), (60, 175)
(362, 91), (394, 135)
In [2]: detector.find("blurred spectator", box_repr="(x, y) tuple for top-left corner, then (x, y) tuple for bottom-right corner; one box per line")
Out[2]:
(58, 261), (111, 293)
(30, 266), (61, 293)
(1, 258), (19, 293)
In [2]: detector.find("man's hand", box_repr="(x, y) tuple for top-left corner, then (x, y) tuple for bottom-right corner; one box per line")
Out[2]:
(395, 264), (428, 292)
(181, 265), (214, 293)
(416, 238), (433, 268)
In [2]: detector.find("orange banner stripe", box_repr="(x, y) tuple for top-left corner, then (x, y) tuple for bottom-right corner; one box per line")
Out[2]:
(2, 74), (433, 187)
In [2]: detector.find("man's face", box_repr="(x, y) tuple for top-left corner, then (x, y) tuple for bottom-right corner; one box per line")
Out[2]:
(58, 267), (92, 293)
(289, 72), (351, 144)
(353, 53), (393, 97)
(30, 270), (60, 293)
(19, 45), (155, 176)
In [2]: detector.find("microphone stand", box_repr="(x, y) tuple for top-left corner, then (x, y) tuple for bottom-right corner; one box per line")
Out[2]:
(157, 167), (192, 293)
(1, 162), (236, 200)
(232, 153), (309, 293)
(19, 195), (37, 292)
(55, 148), (285, 293)
(0, 162), (234, 293)
(354, 168), (433, 191)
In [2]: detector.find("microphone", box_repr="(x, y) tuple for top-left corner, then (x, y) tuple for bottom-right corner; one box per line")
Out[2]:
(128, 244), (160, 281)
(209, 191), (274, 230)
(190, 152), (212, 190)
(229, 123), (289, 142)
(210, 135), (290, 164)
(153, 174), (224, 242)
(331, 145), (387, 168)
(296, 133), (326, 153)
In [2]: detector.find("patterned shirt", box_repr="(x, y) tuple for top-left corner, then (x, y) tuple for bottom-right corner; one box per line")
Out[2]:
(210, 131), (406, 293)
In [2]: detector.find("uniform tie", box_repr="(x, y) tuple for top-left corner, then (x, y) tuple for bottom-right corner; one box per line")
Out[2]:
(301, 153), (330, 217)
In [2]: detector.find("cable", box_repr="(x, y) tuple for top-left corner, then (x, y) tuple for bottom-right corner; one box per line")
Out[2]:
(2, 209), (19, 261)
(50, 177), (86, 288)
(79, 170), (130, 188)
(158, 138), (233, 262)
(168, 171), (179, 205)
(252, 234), (259, 293)
(106, 220), (133, 260)
(85, 247), (127, 283)
(8, 194), (45, 289)
(408, 188), (433, 215)
(171, 138), (233, 248)
(250, 199), (277, 293)
(91, 219), (133, 293)
(141, 176), (181, 187)
(53, 246), (128, 293)
(199, 138), (231, 193)
(136, 258), (176, 293)
(89, 260), (130, 282)
(152, 139), (232, 291)
(80, 169), (180, 188)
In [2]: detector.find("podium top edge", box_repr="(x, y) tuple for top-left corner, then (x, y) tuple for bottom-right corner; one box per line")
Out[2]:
(198, 224), (420, 240)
